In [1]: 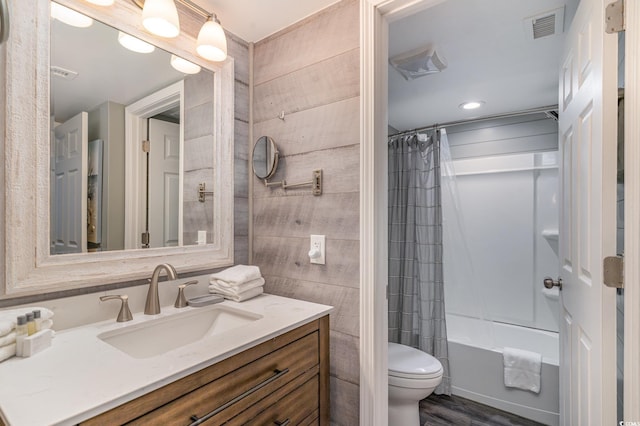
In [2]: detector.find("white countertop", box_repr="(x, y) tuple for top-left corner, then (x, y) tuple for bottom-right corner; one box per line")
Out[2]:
(0, 294), (332, 426)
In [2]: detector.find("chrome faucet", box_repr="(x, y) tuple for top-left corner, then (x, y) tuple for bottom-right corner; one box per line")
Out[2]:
(144, 263), (178, 315)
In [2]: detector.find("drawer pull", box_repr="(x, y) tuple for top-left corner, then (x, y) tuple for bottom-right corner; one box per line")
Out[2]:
(188, 368), (290, 426)
(274, 419), (291, 426)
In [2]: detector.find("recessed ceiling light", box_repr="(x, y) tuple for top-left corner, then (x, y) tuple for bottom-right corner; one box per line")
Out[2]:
(118, 32), (155, 54)
(459, 101), (485, 110)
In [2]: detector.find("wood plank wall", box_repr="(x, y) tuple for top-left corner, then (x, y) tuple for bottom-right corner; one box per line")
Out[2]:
(228, 33), (250, 265)
(252, 1), (360, 424)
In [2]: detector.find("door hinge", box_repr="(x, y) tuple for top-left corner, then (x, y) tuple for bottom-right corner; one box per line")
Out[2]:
(141, 231), (150, 248)
(603, 255), (624, 288)
(605, 0), (624, 34)
(142, 140), (150, 153)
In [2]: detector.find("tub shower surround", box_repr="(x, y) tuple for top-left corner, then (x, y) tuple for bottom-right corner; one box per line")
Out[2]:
(442, 148), (560, 423)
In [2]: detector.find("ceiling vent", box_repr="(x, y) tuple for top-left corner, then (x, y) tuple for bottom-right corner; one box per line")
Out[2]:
(524, 6), (565, 40)
(50, 66), (78, 81)
(390, 46), (447, 81)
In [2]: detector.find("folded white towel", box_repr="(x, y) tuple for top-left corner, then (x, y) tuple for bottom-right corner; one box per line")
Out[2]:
(210, 285), (263, 302)
(210, 265), (262, 286)
(0, 343), (16, 363)
(0, 332), (15, 347)
(0, 307), (54, 337)
(41, 319), (54, 332)
(503, 347), (542, 393)
(209, 278), (265, 295)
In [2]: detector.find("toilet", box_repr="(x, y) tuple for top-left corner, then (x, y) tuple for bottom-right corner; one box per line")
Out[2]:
(388, 342), (443, 426)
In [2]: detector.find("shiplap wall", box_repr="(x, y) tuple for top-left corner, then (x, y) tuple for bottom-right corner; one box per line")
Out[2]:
(251, 1), (360, 423)
(445, 113), (558, 159)
(229, 34), (250, 265)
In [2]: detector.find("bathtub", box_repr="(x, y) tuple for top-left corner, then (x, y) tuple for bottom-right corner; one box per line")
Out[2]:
(446, 314), (560, 426)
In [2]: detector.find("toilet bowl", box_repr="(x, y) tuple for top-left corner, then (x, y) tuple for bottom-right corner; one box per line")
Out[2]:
(388, 342), (443, 426)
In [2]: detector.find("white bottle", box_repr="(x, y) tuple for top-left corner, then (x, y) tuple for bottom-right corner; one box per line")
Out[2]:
(15, 316), (27, 357)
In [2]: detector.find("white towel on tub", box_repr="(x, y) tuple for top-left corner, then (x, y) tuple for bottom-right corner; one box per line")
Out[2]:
(503, 347), (542, 393)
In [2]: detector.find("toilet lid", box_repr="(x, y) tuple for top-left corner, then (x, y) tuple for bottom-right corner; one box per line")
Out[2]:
(388, 342), (443, 379)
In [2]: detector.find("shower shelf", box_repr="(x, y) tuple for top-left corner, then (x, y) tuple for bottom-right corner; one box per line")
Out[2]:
(542, 230), (559, 241)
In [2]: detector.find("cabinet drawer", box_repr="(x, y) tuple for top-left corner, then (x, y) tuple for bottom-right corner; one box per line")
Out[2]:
(242, 375), (319, 426)
(131, 332), (319, 425)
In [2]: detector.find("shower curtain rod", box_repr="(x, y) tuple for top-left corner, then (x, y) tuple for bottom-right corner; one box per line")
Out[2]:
(388, 104), (559, 138)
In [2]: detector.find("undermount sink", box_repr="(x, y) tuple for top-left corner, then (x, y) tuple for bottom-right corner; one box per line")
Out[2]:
(98, 305), (262, 359)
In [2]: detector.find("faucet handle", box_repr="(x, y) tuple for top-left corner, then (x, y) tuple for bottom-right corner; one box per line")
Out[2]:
(100, 294), (134, 322)
(174, 280), (199, 308)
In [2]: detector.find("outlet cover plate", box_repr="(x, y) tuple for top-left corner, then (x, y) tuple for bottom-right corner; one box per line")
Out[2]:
(310, 234), (326, 265)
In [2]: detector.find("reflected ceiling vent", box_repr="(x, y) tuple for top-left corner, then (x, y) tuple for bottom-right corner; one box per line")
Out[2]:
(524, 6), (565, 40)
(390, 45), (447, 81)
(50, 66), (79, 81)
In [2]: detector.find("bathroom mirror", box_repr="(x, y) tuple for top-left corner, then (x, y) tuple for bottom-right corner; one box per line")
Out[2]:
(1, 0), (235, 297)
(252, 136), (279, 180)
(50, 7), (214, 253)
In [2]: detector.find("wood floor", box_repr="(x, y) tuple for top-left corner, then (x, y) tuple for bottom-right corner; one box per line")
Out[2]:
(420, 394), (545, 426)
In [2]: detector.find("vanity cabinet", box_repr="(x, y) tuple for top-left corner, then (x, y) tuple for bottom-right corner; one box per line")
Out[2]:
(81, 316), (329, 425)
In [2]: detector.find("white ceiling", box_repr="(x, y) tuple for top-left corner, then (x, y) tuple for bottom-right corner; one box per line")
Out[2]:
(200, 0), (341, 42)
(388, 0), (580, 132)
(51, 17), (195, 122)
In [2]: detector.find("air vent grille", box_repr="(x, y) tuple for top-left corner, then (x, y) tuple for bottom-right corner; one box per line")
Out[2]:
(533, 15), (556, 39)
(50, 66), (78, 81)
(523, 7), (565, 41)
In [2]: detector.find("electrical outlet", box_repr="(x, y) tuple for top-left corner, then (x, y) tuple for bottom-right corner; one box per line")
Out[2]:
(309, 235), (326, 265)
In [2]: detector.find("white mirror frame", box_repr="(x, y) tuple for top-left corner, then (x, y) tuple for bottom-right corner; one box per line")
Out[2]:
(1, 0), (235, 297)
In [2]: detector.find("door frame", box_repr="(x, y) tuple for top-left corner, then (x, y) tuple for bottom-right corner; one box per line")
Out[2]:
(359, 0), (640, 423)
(625, 1), (640, 421)
(124, 81), (185, 250)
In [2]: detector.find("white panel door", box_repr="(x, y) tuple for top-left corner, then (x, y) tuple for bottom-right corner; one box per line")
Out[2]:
(557, 0), (617, 424)
(51, 112), (88, 254)
(148, 118), (180, 248)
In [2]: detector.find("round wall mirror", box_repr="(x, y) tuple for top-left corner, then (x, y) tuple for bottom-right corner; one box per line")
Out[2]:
(252, 136), (279, 180)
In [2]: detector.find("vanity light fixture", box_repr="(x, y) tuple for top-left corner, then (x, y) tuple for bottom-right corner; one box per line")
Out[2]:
(196, 16), (227, 62)
(170, 54), (201, 74)
(132, 0), (227, 62)
(51, 3), (94, 28)
(140, 0), (180, 38)
(118, 31), (155, 53)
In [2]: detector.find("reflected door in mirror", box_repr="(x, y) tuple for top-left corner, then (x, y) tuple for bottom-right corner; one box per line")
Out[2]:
(148, 118), (180, 248)
(51, 112), (88, 254)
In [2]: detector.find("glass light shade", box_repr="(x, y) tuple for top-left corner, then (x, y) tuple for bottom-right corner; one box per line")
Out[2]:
(118, 32), (155, 53)
(142, 0), (180, 38)
(196, 19), (227, 62)
(170, 55), (201, 74)
(85, 0), (115, 5)
(51, 3), (93, 28)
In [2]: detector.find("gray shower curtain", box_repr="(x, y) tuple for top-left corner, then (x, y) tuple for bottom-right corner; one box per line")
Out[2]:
(388, 130), (450, 395)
